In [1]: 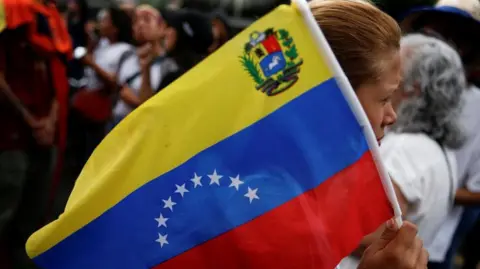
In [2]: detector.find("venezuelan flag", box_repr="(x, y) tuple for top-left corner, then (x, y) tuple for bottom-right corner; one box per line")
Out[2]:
(0, 0), (5, 32)
(27, 2), (395, 269)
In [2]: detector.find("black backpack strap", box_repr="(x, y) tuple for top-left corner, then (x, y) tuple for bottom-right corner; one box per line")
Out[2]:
(123, 55), (167, 87)
(111, 49), (135, 105)
(115, 49), (136, 83)
(435, 139), (455, 206)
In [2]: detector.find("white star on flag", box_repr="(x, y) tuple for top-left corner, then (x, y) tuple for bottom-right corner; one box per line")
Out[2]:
(190, 173), (202, 188)
(208, 169), (223, 186)
(245, 187), (259, 203)
(174, 184), (189, 197)
(162, 196), (176, 212)
(154, 214), (168, 228)
(155, 233), (169, 248)
(229, 174), (244, 191)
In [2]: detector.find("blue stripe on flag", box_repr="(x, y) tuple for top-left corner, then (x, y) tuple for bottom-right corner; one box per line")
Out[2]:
(34, 78), (370, 269)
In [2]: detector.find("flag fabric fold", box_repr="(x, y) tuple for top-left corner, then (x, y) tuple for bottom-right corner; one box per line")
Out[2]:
(27, 4), (393, 269)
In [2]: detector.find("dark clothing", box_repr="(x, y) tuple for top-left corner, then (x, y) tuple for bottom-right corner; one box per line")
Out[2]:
(67, 17), (87, 96)
(461, 216), (480, 269)
(0, 147), (54, 269)
(0, 27), (58, 269)
(0, 29), (55, 150)
(427, 208), (480, 269)
(68, 109), (106, 169)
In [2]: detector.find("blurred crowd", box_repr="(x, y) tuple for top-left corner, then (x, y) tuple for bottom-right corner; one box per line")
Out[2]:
(65, 0), (232, 169)
(0, 0), (479, 269)
(0, 0), (233, 268)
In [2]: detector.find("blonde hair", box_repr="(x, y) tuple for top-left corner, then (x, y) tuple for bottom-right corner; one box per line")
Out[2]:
(309, 0), (401, 89)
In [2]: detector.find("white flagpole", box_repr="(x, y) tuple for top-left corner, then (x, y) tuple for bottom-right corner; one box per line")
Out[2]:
(292, 0), (403, 227)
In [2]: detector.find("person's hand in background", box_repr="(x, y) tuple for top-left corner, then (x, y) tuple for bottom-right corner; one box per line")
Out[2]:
(32, 101), (57, 147)
(358, 220), (428, 269)
(79, 53), (94, 67)
(137, 43), (154, 72)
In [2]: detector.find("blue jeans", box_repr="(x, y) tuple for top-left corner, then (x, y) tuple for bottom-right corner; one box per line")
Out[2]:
(428, 208), (480, 269)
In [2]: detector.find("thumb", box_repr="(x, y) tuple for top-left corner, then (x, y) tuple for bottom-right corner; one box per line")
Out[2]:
(369, 218), (399, 251)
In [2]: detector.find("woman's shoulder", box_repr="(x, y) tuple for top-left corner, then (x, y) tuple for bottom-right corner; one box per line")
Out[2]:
(381, 132), (455, 200)
(380, 132), (449, 174)
(381, 132), (441, 154)
(107, 42), (134, 55)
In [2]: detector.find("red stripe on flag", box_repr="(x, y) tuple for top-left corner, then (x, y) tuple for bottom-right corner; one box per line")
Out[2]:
(156, 151), (392, 269)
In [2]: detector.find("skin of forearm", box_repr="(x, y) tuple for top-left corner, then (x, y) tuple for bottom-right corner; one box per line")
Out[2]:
(138, 67), (154, 103)
(120, 86), (141, 107)
(89, 62), (117, 90)
(455, 188), (480, 206)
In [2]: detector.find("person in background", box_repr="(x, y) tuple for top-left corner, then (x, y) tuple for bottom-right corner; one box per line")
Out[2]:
(0, 1), (71, 268)
(109, 4), (175, 129)
(208, 10), (232, 53)
(307, 1), (429, 268)
(399, 1), (480, 268)
(384, 33), (466, 255)
(163, 9), (214, 67)
(136, 9), (214, 103)
(66, 0), (90, 92)
(339, 32), (466, 269)
(71, 6), (133, 167)
(0, 28), (57, 269)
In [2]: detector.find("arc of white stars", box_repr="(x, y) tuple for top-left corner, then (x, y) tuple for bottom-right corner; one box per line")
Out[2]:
(208, 169), (223, 186)
(245, 187), (259, 203)
(162, 196), (176, 212)
(155, 233), (169, 248)
(175, 184), (189, 197)
(155, 214), (168, 228)
(191, 173), (202, 188)
(229, 174), (244, 191)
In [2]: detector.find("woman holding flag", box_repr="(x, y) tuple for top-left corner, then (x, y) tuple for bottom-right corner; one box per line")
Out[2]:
(310, 1), (430, 269)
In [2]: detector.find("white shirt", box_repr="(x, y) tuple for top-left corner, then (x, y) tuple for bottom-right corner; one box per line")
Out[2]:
(113, 54), (178, 120)
(84, 42), (133, 91)
(113, 54), (161, 119)
(428, 86), (480, 262)
(338, 132), (457, 269)
(382, 133), (457, 253)
(455, 87), (480, 192)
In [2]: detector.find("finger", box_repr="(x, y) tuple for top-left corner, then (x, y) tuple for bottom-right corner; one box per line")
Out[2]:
(406, 237), (424, 269)
(367, 219), (398, 252)
(389, 221), (418, 249)
(137, 44), (152, 56)
(34, 134), (47, 146)
(415, 247), (428, 269)
(137, 50), (148, 58)
(31, 119), (45, 129)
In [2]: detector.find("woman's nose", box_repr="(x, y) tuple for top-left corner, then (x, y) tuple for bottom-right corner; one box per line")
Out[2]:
(384, 103), (397, 126)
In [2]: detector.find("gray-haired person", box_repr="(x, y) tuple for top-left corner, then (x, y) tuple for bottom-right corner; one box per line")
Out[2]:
(339, 33), (466, 269)
(399, 1), (480, 268)
(381, 33), (466, 258)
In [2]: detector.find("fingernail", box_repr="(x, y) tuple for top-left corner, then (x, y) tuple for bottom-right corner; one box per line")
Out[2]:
(386, 219), (395, 229)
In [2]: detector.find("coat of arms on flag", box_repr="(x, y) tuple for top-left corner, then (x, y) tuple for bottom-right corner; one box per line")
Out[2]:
(240, 28), (303, 96)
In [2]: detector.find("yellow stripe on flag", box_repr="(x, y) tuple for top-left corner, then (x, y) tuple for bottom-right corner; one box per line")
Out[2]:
(0, 0), (6, 32)
(27, 4), (332, 257)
